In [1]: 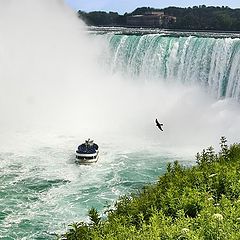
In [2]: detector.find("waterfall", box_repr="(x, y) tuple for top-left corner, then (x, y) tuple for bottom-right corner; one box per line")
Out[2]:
(103, 34), (240, 101)
(1, 2), (240, 237)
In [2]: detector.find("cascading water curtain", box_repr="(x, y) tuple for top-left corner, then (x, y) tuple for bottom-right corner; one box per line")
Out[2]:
(103, 34), (240, 101)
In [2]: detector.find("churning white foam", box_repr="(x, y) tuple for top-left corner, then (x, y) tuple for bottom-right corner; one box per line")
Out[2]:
(1, 1), (240, 239)
(0, 0), (240, 154)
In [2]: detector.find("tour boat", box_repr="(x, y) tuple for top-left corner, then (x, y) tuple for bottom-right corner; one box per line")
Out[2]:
(75, 139), (99, 163)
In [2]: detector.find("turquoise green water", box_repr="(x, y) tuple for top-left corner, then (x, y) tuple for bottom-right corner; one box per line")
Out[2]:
(1, 26), (240, 239)
(1, 1), (240, 238)
(0, 134), (193, 239)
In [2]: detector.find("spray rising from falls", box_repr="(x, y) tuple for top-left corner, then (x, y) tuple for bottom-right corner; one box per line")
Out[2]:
(103, 34), (240, 101)
(0, 3), (239, 150)
(0, 0), (239, 149)
(0, 0), (129, 140)
(1, 2), (240, 239)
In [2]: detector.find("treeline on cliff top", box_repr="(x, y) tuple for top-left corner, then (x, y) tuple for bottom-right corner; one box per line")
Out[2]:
(78, 5), (240, 31)
(60, 137), (240, 239)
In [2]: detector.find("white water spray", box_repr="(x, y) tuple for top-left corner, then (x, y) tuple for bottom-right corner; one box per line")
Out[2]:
(1, 1), (240, 239)
(1, 0), (240, 153)
(0, 0), (116, 140)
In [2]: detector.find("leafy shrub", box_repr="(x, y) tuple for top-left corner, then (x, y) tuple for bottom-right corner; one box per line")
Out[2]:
(61, 137), (240, 239)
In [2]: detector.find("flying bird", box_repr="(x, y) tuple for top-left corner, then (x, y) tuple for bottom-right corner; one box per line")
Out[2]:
(155, 119), (163, 131)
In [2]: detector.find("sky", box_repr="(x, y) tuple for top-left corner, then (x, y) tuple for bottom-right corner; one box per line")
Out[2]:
(65, 0), (239, 14)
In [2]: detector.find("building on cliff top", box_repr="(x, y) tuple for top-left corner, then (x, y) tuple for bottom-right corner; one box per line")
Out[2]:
(126, 11), (176, 28)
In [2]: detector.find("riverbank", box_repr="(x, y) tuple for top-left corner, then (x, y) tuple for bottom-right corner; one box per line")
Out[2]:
(61, 137), (240, 239)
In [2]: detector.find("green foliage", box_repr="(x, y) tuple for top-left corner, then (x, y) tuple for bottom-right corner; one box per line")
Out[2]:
(78, 10), (124, 26)
(219, 136), (230, 161)
(61, 137), (240, 239)
(130, 7), (158, 16)
(88, 208), (101, 226)
(164, 6), (240, 30)
(61, 222), (91, 240)
(78, 7), (240, 30)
